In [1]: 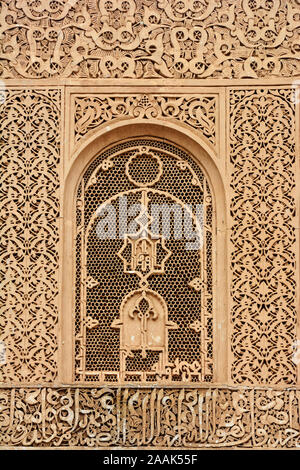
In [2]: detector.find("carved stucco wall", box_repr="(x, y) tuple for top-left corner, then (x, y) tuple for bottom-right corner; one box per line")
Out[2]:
(0, 0), (299, 79)
(229, 88), (297, 385)
(0, 387), (300, 448)
(0, 0), (299, 449)
(0, 88), (61, 383)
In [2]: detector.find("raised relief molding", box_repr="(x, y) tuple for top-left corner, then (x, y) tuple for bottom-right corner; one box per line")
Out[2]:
(0, 1), (299, 79)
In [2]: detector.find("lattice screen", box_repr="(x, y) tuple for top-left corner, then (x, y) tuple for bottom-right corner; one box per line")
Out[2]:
(74, 138), (214, 383)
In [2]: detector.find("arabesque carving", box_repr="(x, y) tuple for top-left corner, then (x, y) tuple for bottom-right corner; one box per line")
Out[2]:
(0, 0), (299, 452)
(74, 94), (217, 148)
(230, 88), (297, 385)
(0, 88), (60, 382)
(0, 0), (299, 79)
(1, 386), (300, 448)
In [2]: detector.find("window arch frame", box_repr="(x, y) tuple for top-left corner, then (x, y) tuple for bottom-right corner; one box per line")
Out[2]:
(60, 120), (229, 385)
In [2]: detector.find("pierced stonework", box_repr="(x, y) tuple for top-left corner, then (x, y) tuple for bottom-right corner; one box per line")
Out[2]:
(0, 88), (61, 383)
(229, 88), (297, 386)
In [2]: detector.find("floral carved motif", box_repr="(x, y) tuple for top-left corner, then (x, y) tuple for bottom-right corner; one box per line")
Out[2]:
(74, 94), (217, 148)
(0, 0), (299, 79)
(0, 89), (60, 382)
(230, 88), (297, 385)
(0, 386), (300, 448)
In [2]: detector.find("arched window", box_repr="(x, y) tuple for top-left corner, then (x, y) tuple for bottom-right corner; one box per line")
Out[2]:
(72, 137), (215, 384)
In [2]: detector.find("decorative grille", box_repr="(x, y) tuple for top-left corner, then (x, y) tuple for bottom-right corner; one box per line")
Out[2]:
(74, 138), (214, 383)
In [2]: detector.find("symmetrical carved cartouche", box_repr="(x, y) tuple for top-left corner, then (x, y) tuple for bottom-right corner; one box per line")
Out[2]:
(1, 386), (300, 448)
(0, 0), (299, 79)
(230, 88), (297, 385)
(75, 138), (214, 383)
(0, 89), (60, 382)
(73, 94), (217, 148)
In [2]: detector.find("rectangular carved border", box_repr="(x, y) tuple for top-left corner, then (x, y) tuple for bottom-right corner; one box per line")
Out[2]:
(0, 386), (300, 449)
(67, 90), (221, 156)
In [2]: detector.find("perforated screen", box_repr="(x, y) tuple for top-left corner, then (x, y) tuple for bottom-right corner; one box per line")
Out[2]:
(74, 138), (214, 383)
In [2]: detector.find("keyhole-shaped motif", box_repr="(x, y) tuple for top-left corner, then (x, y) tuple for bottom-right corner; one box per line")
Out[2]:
(130, 296), (158, 358)
(111, 289), (178, 373)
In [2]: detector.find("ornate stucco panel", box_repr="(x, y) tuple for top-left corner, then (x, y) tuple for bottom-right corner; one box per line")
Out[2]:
(0, 88), (61, 383)
(72, 93), (218, 151)
(229, 88), (297, 385)
(0, 0), (299, 79)
(1, 386), (300, 448)
(0, 0), (299, 451)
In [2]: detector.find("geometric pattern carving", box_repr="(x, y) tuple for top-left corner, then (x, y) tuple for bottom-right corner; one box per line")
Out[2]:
(0, 88), (60, 382)
(74, 94), (217, 148)
(75, 138), (214, 383)
(230, 88), (297, 385)
(0, 0), (298, 453)
(1, 386), (300, 448)
(0, 1), (299, 79)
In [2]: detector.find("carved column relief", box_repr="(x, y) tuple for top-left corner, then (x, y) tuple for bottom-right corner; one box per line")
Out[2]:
(0, 1), (299, 79)
(0, 386), (300, 448)
(0, 88), (61, 382)
(229, 88), (297, 385)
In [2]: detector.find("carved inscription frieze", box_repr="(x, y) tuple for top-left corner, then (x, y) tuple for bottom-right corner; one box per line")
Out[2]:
(0, 386), (300, 448)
